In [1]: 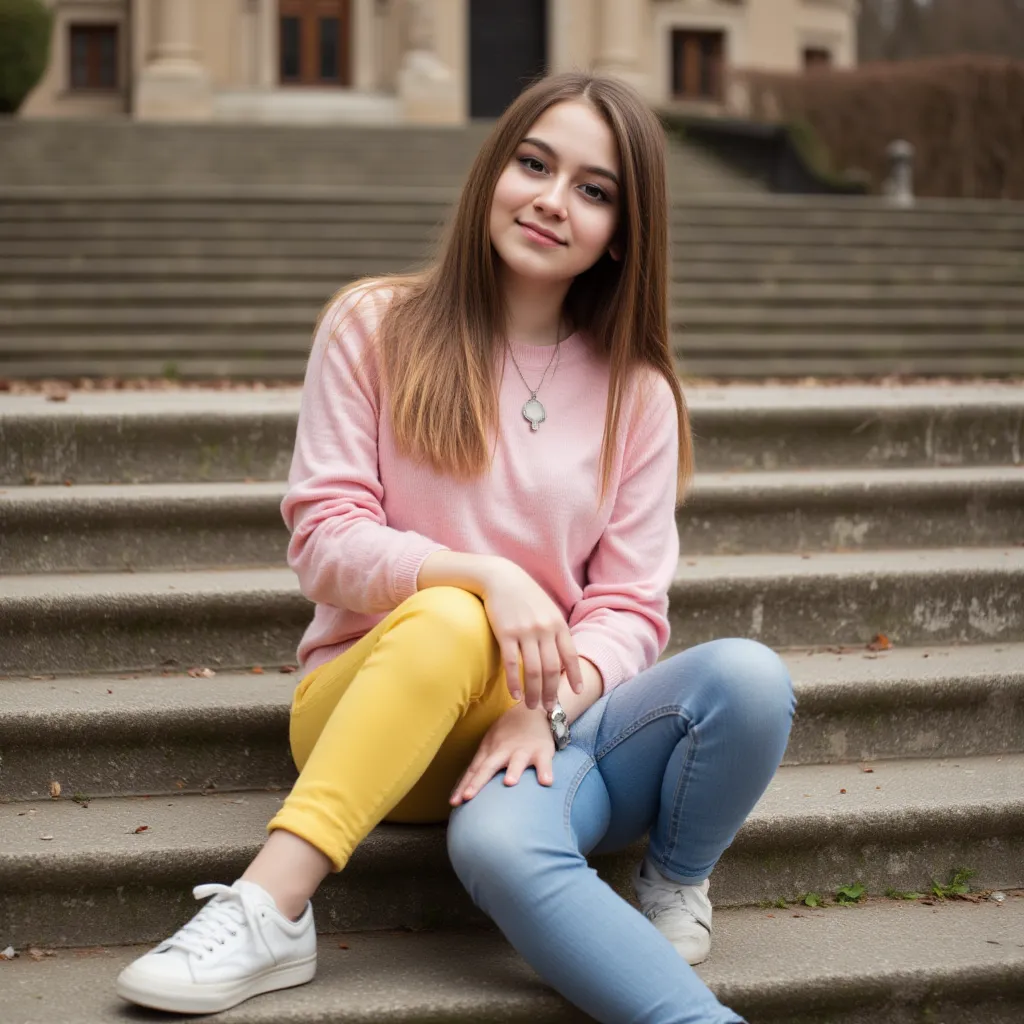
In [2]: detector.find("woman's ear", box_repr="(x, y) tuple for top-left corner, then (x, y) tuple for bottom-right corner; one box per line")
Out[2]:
(608, 242), (622, 261)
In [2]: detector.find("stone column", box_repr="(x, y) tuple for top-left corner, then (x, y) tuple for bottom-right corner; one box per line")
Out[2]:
(397, 0), (462, 124)
(135, 0), (213, 121)
(353, 0), (377, 91)
(593, 0), (650, 97)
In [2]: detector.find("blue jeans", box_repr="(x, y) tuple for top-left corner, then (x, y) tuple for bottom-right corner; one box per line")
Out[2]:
(447, 638), (796, 1024)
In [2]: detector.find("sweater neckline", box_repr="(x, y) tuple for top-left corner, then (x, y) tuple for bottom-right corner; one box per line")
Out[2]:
(504, 330), (589, 370)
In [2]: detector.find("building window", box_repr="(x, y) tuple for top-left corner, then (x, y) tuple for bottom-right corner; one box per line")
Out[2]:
(672, 30), (725, 101)
(803, 47), (833, 70)
(70, 24), (119, 91)
(278, 1), (351, 86)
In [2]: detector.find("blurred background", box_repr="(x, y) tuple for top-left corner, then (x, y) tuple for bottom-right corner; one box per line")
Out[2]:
(1, 0), (1022, 382)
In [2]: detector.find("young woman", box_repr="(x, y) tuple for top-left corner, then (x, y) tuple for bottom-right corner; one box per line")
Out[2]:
(115, 72), (794, 1023)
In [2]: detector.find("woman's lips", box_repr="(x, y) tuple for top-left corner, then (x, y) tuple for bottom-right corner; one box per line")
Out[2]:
(517, 221), (565, 247)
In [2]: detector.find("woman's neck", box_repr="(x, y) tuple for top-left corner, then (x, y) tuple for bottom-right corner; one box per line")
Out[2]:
(499, 267), (572, 347)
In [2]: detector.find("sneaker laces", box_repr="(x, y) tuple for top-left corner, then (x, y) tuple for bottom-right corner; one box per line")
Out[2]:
(639, 874), (711, 931)
(642, 887), (701, 925)
(162, 883), (262, 959)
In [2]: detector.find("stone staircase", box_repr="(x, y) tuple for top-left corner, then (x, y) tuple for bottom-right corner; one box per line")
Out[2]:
(2, 189), (1022, 381)
(0, 120), (758, 193)
(2, 381), (1023, 1022)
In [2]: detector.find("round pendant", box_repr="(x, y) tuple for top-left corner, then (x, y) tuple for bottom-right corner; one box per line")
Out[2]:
(523, 397), (546, 431)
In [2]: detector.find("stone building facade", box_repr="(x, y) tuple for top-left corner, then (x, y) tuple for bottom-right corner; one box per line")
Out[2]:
(21, 0), (857, 124)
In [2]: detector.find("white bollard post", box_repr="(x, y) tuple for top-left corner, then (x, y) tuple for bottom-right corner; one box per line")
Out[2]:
(884, 140), (915, 208)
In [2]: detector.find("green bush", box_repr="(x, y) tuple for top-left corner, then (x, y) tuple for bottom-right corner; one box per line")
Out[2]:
(0, 0), (53, 115)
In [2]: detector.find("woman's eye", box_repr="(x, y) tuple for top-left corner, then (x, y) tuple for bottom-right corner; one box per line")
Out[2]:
(580, 183), (609, 203)
(518, 156), (546, 173)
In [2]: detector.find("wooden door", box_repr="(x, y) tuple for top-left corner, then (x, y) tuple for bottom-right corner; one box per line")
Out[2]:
(279, 0), (351, 87)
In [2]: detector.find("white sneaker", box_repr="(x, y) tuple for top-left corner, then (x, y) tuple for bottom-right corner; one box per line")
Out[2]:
(115, 879), (317, 1014)
(634, 855), (713, 965)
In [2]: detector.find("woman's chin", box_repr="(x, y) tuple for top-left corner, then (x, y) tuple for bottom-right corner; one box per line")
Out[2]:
(496, 251), (578, 287)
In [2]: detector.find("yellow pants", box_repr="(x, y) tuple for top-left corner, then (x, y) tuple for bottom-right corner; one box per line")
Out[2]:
(267, 586), (518, 872)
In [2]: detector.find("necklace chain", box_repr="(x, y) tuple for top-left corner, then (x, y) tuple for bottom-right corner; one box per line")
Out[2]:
(506, 326), (563, 432)
(507, 335), (561, 398)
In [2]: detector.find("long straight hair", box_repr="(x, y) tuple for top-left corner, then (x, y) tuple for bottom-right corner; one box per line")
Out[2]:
(317, 72), (693, 506)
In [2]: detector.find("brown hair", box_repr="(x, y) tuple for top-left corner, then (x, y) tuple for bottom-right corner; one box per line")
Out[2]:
(316, 71), (693, 505)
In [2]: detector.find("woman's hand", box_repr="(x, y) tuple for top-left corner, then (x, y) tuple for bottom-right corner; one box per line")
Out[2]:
(481, 560), (585, 712)
(450, 702), (555, 806)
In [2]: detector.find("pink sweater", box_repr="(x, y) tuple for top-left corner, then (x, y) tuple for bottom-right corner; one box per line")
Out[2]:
(282, 287), (681, 694)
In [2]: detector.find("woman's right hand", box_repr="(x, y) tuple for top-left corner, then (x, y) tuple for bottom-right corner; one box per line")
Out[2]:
(481, 560), (585, 712)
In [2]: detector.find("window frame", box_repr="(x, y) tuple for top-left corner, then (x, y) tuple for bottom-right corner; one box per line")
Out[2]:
(671, 28), (726, 102)
(68, 22), (121, 93)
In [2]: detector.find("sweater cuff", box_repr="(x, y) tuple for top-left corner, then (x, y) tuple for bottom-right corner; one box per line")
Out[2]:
(391, 538), (450, 605)
(571, 631), (627, 695)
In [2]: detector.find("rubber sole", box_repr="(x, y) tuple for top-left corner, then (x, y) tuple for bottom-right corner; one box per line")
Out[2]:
(115, 953), (317, 1014)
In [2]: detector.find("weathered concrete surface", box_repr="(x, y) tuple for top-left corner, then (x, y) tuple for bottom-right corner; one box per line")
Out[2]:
(2, 645), (1022, 802)
(2, 550), (1021, 674)
(2, 755), (1021, 948)
(781, 643), (1024, 764)
(2, 385), (1021, 485)
(666, 547), (1024, 651)
(0, 567), (308, 675)
(3, 900), (1023, 1024)
(0, 481), (288, 572)
(2, 467), (1021, 572)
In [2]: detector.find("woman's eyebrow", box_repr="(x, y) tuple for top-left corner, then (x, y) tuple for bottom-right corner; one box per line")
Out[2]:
(520, 136), (620, 187)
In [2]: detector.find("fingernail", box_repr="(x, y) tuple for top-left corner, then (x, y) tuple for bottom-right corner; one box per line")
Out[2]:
(511, 689), (522, 701)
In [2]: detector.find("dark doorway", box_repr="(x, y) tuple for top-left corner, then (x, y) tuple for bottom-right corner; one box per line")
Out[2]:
(469, 0), (548, 119)
(279, 0), (351, 87)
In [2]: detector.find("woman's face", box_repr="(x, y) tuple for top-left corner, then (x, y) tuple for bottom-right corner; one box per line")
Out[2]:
(489, 99), (622, 286)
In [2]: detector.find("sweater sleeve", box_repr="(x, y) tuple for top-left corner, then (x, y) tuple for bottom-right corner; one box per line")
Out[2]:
(568, 372), (680, 694)
(281, 285), (449, 614)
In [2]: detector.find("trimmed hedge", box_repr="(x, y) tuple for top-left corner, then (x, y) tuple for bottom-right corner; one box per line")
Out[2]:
(0, 0), (52, 115)
(739, 56), (1024, 200)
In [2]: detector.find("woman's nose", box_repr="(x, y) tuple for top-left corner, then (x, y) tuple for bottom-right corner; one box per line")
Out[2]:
(533, 179), (568, 218)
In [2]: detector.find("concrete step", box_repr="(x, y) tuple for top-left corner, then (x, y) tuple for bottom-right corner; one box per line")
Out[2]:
(3, 468), (1022, 574)
(2, 753), (1021, 948)
(5, 237), (1023, 267)
(2, 186), (1021, 222)
(5, 353), (1024, 380)
(6, 217), (1022, 250)
(1, 549), (1022, 675)
(2, 386), (1020, 486)
(7, 901), (1024, 1024)
(5, 255), (1023, 286)
(1, 645), (1021, 804)
(0, 123), (746, 192)
(672, 354), (1024, 378)
(8, 254), (1024, 288)
(6, 305), (1024, 334)
(5, 279), (1024, 308)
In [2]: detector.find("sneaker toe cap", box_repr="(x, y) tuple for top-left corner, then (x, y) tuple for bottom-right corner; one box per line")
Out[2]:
(670, 930), (711, 965)
(118, 947), (193, 988)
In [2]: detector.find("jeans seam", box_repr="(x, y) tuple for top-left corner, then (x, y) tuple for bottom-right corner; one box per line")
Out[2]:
(563, 754), (597, 837)
(662, 721), (699, 869)
(592, 703), (697, 870)
(593, 703), (690, 762)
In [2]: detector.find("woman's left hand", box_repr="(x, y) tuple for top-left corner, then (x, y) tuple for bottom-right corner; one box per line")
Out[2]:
(450, 703), (554, 806)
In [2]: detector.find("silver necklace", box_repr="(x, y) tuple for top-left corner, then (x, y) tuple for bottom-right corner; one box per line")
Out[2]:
(507, 328), (562, 432)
